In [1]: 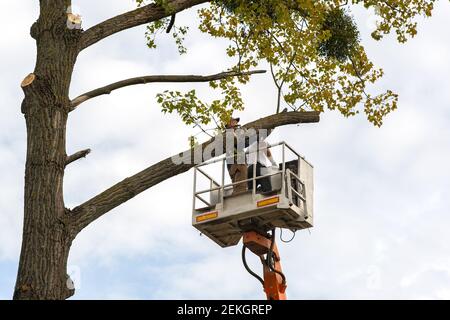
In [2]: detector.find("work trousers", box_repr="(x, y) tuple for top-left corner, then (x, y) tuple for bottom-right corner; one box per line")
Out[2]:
(227, 164), (248, 194)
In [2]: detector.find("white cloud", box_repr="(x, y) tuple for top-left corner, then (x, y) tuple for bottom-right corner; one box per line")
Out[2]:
(1, 0), (450, 300)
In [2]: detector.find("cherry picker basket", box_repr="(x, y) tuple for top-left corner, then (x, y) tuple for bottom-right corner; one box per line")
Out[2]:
(192, 141), (313, 248)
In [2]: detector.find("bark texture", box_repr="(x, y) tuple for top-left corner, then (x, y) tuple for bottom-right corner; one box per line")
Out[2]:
(14, 0), (80, 300)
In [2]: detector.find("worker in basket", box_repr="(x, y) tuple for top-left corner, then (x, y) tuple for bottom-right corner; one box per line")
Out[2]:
(247, 136), (278, 193)
(225, 116), (248, 194)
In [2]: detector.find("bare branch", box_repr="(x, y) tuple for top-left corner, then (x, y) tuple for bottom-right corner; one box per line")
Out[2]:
(66, 149), (91, 167)
(79, 0), (210, 51)
(69, 70), (267, 110)
(166, 14), (176, 33)
(69, 111), (320, 232)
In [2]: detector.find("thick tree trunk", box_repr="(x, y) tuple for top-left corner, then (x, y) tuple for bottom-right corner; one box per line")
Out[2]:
(14, 1), (80, 300)
(13, 104), (73, 300)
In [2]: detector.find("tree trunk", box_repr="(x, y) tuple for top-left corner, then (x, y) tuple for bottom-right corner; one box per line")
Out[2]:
(14, 1), (80, 300)
(13, 104), (73, 300)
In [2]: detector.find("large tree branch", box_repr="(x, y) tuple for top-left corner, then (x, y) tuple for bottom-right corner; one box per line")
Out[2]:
(69, 70), (266, 110)
(69, 111), (320, 232)
(79, 0), (210, 51)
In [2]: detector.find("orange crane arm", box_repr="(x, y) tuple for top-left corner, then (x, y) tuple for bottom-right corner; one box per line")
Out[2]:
(242, 230), (287, 300)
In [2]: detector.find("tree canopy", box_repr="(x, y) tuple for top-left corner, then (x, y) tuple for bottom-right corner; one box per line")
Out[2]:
(135, 0), (436, 127)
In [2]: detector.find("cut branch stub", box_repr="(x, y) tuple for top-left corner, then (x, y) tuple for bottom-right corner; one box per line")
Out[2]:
(67, 13), (82, 29)
(66, 149), (92, 167)
(21, 73), (36, 88)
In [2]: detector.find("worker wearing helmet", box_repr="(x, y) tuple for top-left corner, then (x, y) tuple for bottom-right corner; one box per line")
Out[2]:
(226, 117), (248, 194)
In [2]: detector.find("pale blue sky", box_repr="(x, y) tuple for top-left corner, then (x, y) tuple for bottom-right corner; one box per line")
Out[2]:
(0, 1), (449, 300)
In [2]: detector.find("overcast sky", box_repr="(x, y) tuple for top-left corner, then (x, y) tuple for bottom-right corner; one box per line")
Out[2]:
(0, 1), (449, 300)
